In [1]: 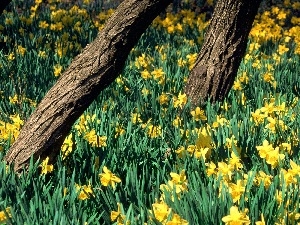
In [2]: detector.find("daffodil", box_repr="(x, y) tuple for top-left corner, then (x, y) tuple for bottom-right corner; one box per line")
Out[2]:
(255, 213), (266, 225)
(0, 207), (11, 223)
(40, 157), (54, 175)
(150, 201), (171, 223)
(111, 203), (128, 224)
(75, 184), (94, 200)
(141, 69), (151, 79)
(190, 107), (207, 121)
(158, 93), (169, 105)
(151, 68), (165, 82)
(256, 171), (273, 189)
(173, 92), (187, 109)
(265, 147), (285, 169)
(53, 64), (63, 77)
(256, 140), (274, 159)
(206, 162), (217, 177)
(172, 116), (182, 127)
(228, 180), (246, 203)
(84, 129), (107, 147)
(99, 166), (121, 189)
(222, 206), (250, 225)
(131, 112), (142, 124)
(289, 160), (300, 176)
(61, 133), (73, 160)
(146, 124), (162, 138)
(166, 213), (189, 225)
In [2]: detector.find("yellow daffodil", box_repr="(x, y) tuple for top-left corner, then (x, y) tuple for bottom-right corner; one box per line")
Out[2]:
(75, 184), (94, 200)
(265, 147), (285, 169)
(84, 129), (107, 147)
(151, 68), (165, 81)
(99, 166), (121, 189)
(53, 64), (63, 77)
(222, 206), (250, 225)
(146, 124), (162, 138)
(131, 112), (142, 124)
(173, 92), (187, 109)
(111, 203), (128, 224)
(61, 133), (73, 160)
(141, 69), (151, 79)
(0, 207), (11, 223)
(190, 107), (207, 121)
(150, 201), (171, 223)
(256, 140), (274, 159)
(228, 180), (246, 203)
(158, 93), (169, 105)
(166, 213), (189, 225)
(256, 171), (273, 189)
(40, 157), (54, 175)
(206, 162), (217, 177)
(255, 213), (266, 225)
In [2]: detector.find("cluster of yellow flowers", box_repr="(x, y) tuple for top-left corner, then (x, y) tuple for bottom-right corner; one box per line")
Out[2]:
(149, 201), (188, 225)
(0, 207), (11, 224)
(1, 0), (116, 70)
(250, 3), (300, 55)
(64, 166), (121, 202)
(251, 98), (288, 130)
(153, 9), (209, 39)
(222, 206), (251, 225)
(256, 140), (286, 169)
(2, 0), (300, 223)
(110, 202), (129, 225)
(0, 114), (24, 151)
(205, 153), (300, 224)
(176, 126), (214, 161)
(39, 113), (108, 174)
(148, 170), (189, 225)
(159, 170), (188, 200)
(40, 157), (54, 175)
(74, 114), (107, 148)
(110, 170), (189, 225)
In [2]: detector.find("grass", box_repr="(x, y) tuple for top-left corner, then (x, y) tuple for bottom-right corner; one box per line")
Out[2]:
(1, 0), (300, 224)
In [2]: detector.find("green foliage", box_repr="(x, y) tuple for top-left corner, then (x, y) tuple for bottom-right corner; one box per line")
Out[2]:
(1, 0), (300, 224)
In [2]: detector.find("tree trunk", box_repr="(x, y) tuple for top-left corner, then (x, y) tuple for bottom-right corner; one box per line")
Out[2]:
(184, 0), (261, 106)
(5, 0), (172, 172)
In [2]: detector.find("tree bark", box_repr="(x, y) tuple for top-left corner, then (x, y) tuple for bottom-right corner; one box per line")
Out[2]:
(184, 0), (261, 106)
(5, 0), (172, 172)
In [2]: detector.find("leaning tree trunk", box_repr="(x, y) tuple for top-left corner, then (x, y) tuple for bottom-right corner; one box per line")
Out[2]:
(5, 0), (172, 172)
(184, 0), (261, 106)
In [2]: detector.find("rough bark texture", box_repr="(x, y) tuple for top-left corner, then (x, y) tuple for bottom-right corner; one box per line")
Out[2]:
(184, 0), (261, 106)
(5, 0), (172, 172)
